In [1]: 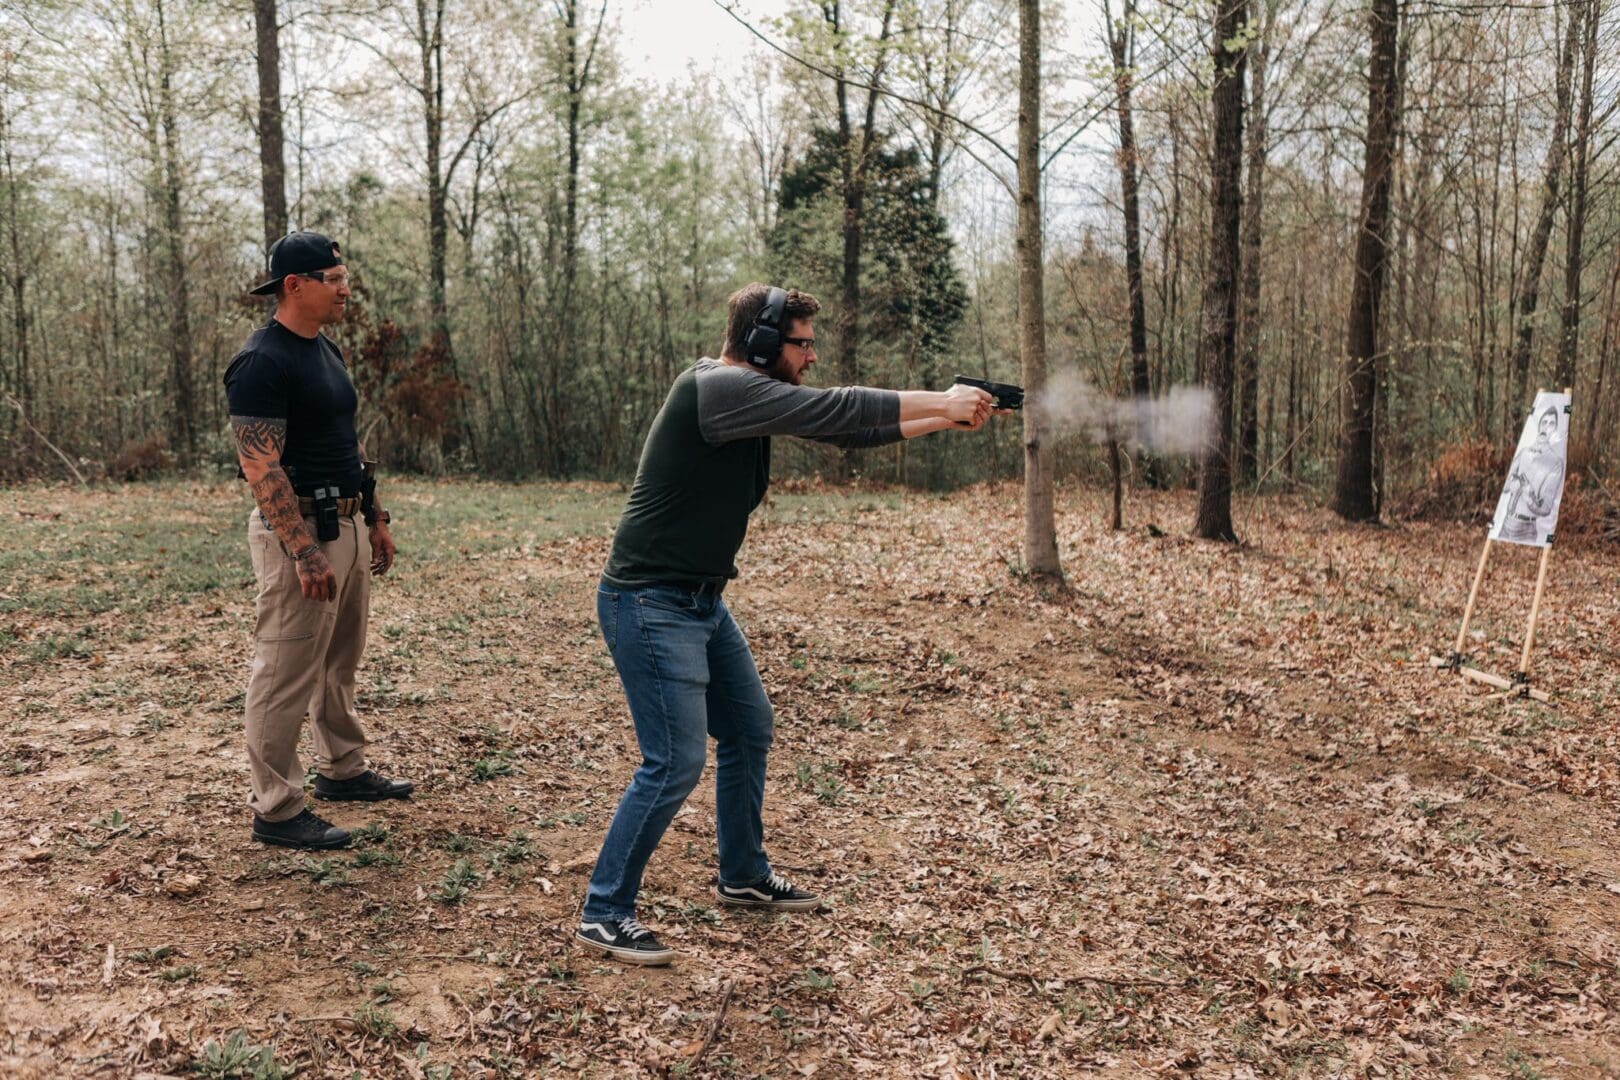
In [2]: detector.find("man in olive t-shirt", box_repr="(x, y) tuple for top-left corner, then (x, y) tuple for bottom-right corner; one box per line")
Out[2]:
(575, 283), (997, 966)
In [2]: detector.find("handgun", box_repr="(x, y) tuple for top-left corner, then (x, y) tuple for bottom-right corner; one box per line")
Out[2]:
(953, 374), (1024, 410)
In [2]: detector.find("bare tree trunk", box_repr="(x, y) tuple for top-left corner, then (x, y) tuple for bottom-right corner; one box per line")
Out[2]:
(1193, 0), (1247, 543)
(1237, 7), (1268, 486)
(1508, 5), (1580, 411)
(156, 0), (195, 461)
(418, 0), (452, 363)
(253, 0), (288, 252)
(0, 91), (29, 413)
(1018, 0), (1060, 579)
(829, 0), (896, 477)
(1557, 0), (1599, 395)
(1108, 0), (1158, 489)
(1331, 0), (1398, 523)
(1589, 250), (1620, 447)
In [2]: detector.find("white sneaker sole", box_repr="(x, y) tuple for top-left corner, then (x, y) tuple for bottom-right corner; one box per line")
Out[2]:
(715, 887), (823, 912)
(574, 930), (674, 966)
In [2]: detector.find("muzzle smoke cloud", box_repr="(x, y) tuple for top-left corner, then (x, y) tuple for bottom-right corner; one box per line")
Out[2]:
(1029, 369), (1216, 456)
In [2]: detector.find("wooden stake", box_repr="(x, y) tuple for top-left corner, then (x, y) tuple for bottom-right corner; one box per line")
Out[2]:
(1518, 544), (1554, 677)
(1453, 539), (1493, 658)
(1461, 666), (1552, 704)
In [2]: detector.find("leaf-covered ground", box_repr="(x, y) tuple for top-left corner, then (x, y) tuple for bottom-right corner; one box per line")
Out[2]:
(1, 479), (1617, 1078)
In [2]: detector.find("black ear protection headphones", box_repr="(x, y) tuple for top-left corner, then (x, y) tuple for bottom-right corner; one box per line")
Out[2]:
(743, 286), (788, 368)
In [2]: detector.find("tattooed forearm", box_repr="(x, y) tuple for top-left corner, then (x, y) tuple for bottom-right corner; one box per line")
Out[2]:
(233, 415), (313, 552)
(250, 466), (315, 551)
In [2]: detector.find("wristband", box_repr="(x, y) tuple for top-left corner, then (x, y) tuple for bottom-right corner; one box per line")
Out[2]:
(291, 543), (320, 562)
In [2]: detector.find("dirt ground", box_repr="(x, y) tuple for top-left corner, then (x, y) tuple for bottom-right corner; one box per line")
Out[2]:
(1, 478), (1617, 1079)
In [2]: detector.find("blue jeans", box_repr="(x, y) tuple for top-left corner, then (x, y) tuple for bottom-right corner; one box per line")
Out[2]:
(583, 583), (774, 921)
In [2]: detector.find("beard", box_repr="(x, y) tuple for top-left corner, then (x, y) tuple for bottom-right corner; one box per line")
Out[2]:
(765, 355), (801, 385)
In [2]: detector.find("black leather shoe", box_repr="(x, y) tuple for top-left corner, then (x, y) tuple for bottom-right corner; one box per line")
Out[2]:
(252, 808), (351, 850)
(313, 770), (414, 802)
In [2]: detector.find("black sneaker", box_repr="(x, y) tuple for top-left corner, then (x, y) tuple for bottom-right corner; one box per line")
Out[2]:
(716, 872), (821, 911)
(252, 808), (351, 850)
(574, 917), (675, 966)
(313, 770), (414, 802)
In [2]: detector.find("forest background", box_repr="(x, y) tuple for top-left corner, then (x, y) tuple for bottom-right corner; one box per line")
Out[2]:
(0, 0), (1617, 536)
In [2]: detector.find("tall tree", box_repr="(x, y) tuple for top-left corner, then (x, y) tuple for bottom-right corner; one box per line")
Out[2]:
(555, 0), (609, 467)
(822, 0), (898, 478)
(1193, 0), (1248, 543)
(1105, 0), (1158, 488)
(1556, 0), (1600, 396)
(1235, 0), (1270, 485)
(1018, 0), (1060, 577)
(1506, 5), (1581, 412)
(154, 0), (196, 460)
(252, 0), (287, 253)
(1330, 0), (1399, 523)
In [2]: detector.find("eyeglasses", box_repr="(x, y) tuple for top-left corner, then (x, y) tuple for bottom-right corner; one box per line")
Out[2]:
(783, 335), (815, 352)
(298, 269), (351, 286)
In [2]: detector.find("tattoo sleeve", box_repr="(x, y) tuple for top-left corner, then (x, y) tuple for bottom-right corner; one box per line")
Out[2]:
(232, 415), (314, 552)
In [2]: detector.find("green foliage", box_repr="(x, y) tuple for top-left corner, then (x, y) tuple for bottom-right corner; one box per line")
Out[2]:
(192, 1030), (286, 1080)
(432, 858), (483, 904)
(773, 127), (969, 367)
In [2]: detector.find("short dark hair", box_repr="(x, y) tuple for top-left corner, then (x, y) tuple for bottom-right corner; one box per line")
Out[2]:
(722, 283), (820, 361)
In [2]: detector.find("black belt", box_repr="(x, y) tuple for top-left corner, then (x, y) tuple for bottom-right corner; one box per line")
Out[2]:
(673, 579), (727, 599)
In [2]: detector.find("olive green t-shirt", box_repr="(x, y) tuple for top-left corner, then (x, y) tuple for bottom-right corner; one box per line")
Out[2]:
(600, 358), (902, 589)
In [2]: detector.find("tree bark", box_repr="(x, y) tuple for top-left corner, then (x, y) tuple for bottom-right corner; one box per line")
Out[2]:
(418, 0), (452, 358)
(1237, 9), (1267, 485)
(1018, 0), (1061, 579)
(829, 0), (896, 476)
(1507, 5), (1580, 412)
(1331, 0), (1398, 523)
(1108, 0), (1158, 488)
(1556, 0), (1599, 395)
(1193, 0), (1247, 543)
(156, 0), (195, 461)
(253, 0), (288, 253)
(0, 91), (29, 413)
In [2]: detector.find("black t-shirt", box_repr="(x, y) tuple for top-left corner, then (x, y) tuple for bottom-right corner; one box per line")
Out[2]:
(223, 319), (363, 495)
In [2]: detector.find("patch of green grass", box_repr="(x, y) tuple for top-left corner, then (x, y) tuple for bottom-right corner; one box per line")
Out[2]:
(487, 830), (538, 874)
(801, 968), (836, 992)
(349, 824), (389, 847)
(442, 833), (479, 854)
(192, 1030), (287, 1080)
(1503, 1047), (1547, 1079)
(27, 633), (94, 663)
(535, 810), (587, 829)
(157, 964), (197, 983)
(432, 858), (483, 904)
(353, 1000), (398, 1041)
(795, 760), (846, 806)
(354, 848), (402, 869)
(471, 750), (517, 782)
(293, 856), (351, 887)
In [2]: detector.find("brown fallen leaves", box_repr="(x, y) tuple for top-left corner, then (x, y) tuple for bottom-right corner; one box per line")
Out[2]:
(0, 481), (1617, 1078)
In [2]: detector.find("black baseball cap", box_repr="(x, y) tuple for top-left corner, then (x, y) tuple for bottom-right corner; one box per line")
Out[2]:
(249, 231), (344, 296)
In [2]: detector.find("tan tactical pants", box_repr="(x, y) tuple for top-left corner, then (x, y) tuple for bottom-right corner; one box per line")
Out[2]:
(243, 510), (371, 822)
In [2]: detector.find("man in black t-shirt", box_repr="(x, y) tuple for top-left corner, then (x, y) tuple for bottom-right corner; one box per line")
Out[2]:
(224, 232), (411, 851)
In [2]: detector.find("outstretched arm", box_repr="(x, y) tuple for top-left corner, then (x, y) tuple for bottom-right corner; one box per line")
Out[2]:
(895, 384), (993, 426)
(233, 415), (336, 601)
